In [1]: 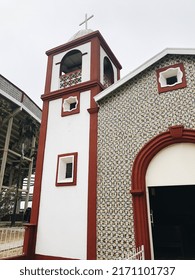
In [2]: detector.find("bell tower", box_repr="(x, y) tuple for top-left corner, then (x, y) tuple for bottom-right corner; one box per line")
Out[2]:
(29, 25), (122, 260)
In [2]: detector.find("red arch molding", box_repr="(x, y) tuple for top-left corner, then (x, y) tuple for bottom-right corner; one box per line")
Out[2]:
(131, 125), (195, 259)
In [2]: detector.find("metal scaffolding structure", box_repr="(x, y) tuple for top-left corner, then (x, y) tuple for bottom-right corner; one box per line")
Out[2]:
(0, 74), (41, 222)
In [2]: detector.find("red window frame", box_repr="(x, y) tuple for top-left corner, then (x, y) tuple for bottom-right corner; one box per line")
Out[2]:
(56, 152), (78, 186)
(156, 63), (187, 93)
(61, 92), (80, 117)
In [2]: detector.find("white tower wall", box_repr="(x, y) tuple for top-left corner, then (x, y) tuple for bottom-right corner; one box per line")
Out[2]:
(35, 91), (90, 259)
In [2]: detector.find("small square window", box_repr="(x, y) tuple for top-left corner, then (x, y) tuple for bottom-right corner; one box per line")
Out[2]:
(56, 152), (78, 186)
(61, 92), (80, 117)
(156, 63), (187, 93)
(65, 162), (73, 178)
(70, 102), (77, 110)
(166, 76), (178, 85)
(63, 97), (78, 112)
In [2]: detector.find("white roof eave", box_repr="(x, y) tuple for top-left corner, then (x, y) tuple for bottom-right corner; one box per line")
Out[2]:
(0, 88), (41, 123)
(94, 48), (195, 103)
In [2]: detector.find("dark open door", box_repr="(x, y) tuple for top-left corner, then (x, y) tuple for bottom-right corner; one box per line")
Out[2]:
(149, 185), (195, 259)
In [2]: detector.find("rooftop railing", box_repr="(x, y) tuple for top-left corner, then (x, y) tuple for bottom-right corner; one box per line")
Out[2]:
(103, 74), (113, 88)
(59, 69), (82, 88)
(0, 227), (25, 259)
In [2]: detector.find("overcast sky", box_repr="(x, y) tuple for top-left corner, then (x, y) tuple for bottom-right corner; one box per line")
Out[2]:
(1, 0), (195, 108)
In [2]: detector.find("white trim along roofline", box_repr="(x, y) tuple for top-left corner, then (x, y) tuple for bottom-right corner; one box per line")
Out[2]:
(94, 48), (195, 103)
(0, 88), (41, 123)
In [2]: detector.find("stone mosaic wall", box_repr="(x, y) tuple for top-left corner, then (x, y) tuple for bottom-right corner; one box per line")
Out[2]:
(96, 55), (195, 259)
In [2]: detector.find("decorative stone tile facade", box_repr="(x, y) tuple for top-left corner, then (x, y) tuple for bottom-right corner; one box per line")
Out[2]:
(96, 55), (195, 259)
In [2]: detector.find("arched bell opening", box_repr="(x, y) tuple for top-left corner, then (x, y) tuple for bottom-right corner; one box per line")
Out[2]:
(103, 57), (114, 88)
(59, 50), (82, 88)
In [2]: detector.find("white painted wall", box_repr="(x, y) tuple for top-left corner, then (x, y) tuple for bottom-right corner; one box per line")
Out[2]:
(51, 42), (91, 92)
(100, 46), (117, 85)
(35, 91), (90, 259)
(146, 143), (195, 186)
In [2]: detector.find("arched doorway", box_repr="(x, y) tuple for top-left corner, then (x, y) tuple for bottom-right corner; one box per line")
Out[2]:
(146, 143), (195, 259)
(131, 126), (195, 259)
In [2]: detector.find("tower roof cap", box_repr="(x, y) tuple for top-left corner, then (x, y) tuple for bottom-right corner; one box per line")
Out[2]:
(68, 29), (93, 42)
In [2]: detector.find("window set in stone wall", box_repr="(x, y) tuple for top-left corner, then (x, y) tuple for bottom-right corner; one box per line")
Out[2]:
(156, 62), (187, 93)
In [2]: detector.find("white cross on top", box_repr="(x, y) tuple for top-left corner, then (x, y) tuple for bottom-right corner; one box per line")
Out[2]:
(79, 13), (94, 30)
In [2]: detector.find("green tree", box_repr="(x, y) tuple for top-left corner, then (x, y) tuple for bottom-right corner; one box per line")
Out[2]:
(0, 188), (15, 220)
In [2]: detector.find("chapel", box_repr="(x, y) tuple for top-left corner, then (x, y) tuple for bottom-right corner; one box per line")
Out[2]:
(25, 23), (195, 260)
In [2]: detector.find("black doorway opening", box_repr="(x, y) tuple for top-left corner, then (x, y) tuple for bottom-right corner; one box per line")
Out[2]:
(149, 185), (195, 259)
